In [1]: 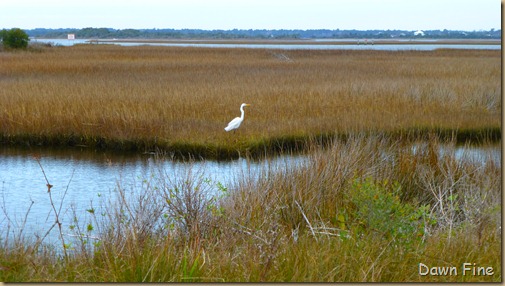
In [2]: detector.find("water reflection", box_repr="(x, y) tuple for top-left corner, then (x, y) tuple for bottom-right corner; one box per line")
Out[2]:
(0, 146), (304, 245)
(0, 144), (500, 247)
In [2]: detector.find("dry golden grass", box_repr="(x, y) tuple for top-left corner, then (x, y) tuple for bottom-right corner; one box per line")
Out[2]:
(0, 45), (500, 157)
(0, 45), (500, 281)
(1, 134), (500, 282)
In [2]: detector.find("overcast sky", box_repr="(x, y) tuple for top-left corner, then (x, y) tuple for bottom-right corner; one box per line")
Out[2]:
(1, 0), (501, 31)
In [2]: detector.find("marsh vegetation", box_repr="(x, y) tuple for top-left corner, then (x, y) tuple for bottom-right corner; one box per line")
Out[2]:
(0, 45), (501, 282)
(0, 45), (500, 158)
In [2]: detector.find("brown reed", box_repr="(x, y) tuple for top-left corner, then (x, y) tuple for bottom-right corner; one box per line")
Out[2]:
(0, 45), (500, 157)
(0, 134), (499, 282)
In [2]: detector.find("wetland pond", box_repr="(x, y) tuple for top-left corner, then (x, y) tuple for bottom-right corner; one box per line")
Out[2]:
(0, 144), (500, 248)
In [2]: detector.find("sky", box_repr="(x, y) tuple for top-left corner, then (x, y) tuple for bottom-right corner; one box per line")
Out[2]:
(0, 0), (501, 31)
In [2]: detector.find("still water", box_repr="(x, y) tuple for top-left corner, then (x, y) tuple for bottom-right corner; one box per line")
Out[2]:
(0, 145), (500, 247)
(32, 38), (501, 50)
(0, 147), (303, 246)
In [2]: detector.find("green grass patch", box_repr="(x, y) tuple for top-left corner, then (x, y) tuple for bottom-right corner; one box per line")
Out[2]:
(0, 126), (500, 160)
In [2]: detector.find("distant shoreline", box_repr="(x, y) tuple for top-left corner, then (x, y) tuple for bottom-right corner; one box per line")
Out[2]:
(84, 38), (501, 45)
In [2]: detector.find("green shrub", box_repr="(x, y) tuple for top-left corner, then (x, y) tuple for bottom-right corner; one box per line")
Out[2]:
(1, 28), (29, 49)
(345, 178), (435, 247)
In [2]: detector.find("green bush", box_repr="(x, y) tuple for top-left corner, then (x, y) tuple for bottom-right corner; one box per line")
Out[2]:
(1, 28), (29, 49)
(345, 178), (435, 247)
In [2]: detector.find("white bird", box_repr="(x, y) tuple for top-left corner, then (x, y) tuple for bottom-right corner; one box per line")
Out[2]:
(224, 103), (250, 132)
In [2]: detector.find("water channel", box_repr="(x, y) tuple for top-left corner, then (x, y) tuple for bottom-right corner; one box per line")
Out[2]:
(31, 38), (501, 50)
(0, 146), (306, 246)
(0, 144), (500, 248)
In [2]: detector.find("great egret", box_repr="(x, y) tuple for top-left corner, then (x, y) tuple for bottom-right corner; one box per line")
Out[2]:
(224, 103), (250, 132)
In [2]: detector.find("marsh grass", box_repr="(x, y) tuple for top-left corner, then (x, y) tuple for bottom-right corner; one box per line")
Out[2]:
(0, 134), (500, 282)
(0, 44), (500, 281)
(0, 46), (500, 158)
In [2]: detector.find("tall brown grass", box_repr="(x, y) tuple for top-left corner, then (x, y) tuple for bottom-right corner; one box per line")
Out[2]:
(0, 45), (500, 157)
(0, 134), (500, 282)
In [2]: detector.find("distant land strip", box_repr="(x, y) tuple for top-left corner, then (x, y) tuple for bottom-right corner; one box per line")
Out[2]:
(91, 38), (501, 46)
(25, 27), (501, 40)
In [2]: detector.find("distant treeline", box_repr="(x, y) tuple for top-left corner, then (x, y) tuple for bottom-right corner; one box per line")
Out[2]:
(26, 27), (501, 39)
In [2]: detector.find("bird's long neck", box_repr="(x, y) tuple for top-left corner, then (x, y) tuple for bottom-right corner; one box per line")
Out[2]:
(240, 106), (245, 119)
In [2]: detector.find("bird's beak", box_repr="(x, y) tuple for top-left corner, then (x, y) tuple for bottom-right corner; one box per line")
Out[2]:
(245, 104), (251, 106)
